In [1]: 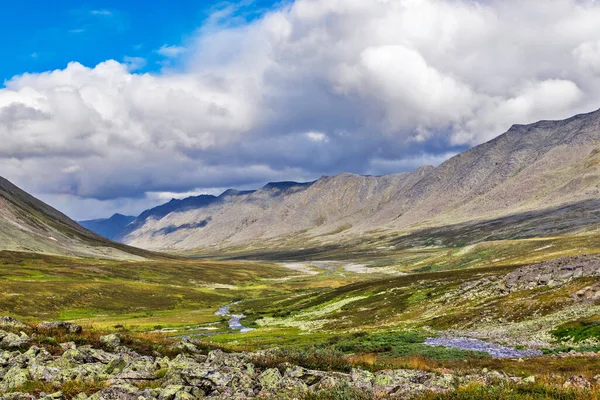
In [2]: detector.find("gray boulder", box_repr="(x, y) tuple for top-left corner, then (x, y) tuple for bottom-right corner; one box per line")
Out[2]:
(100, 334), (121, 349)
(37, 321), (83, 334)
(1, 332), (30, 348)
(0, 316), (28, 330)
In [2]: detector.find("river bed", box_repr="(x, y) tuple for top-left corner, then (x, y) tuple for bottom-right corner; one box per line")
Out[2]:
(424, 337), (543, 358)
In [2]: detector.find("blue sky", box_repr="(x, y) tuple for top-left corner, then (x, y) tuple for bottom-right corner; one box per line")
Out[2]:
(1, 0), (277, 82)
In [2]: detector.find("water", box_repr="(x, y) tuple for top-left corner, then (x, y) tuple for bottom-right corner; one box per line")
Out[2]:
(215, 302), (255, 333)
(424, 337), (543, 358)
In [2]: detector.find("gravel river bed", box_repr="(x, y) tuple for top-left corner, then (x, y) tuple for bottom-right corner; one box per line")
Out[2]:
(424, 337), (543, 358)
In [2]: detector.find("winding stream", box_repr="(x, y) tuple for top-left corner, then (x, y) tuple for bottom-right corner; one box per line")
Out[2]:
(215, 302), (255, 333)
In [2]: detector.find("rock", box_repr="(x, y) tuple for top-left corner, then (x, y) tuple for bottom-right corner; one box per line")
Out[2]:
(563, 375), (591, 389)
(523, 375), (535, 383)
(60, 342), (77, 351)
(285, 365), (329, 385)
(88, 384), (140, 400)
(258, 368), (283, 392)
(100, 334), (121, 349)
(62, 346), (116, 364)
(158, 385), (204, 400)
(1, 394), (37, 400)
(206, 349), (246, 368)
(37, 321), (83, 334)
(109, 370), (157, 383)
(313, 375), (340, 390)
(1, 366), (31, 391)
(351, 367), (374, 389)
(1, 332), (30, 348)
(0, 316), (28, 330)
(172, 340), (198, 354)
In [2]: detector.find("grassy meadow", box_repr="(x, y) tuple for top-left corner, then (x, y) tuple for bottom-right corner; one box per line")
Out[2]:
(2, 230), (600, 398)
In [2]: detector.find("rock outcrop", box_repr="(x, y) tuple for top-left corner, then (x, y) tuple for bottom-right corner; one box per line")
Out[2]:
(36, 322), (83, 335)
(500, 256), (600, 293)
(458, 255), (600, 298)
(0, 318), (533, 400)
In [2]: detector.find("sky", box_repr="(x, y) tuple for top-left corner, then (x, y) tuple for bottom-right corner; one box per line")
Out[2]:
(2, 0), (600, 220)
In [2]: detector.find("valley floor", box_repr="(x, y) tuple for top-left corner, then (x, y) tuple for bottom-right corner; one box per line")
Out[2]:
(2, 234), (600, 398)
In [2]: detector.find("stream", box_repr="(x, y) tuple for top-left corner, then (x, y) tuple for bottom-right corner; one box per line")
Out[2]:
(215, 302), (255, 333)
(424, 337), (543, 358)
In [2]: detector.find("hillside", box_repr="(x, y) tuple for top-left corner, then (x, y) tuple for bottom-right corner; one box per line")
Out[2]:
(97, 108), (600, 254)
(0, 177), (160, 260)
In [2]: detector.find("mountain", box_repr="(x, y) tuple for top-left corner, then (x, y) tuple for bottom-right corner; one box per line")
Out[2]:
(93, 108), (600, 254)
(79, 214), (136, 241)
(0, 177), (159, 260)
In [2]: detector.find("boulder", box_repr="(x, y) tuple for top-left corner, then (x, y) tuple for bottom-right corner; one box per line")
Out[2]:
(563, 375), (591, 389)
(0, 316), (28, 330)
(60, 342), (77, 351)
(1, 332), (30, 348)
(37, 321), (83, 334)
(88, 384), (141, 400)
(351, 367), (374, 389)
(1, 366), (31, 391)
(100, 334), (121, 349)
(258, 368), (283, 392)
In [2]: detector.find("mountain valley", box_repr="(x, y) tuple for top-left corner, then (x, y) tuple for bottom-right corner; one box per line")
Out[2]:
(3, 110), (600, 398)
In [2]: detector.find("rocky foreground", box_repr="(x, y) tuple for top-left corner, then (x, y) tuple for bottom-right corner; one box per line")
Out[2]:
(0, 316), (566, 400)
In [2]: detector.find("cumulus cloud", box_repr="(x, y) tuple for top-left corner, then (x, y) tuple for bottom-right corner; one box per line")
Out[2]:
(3, 0), (600, 219)
(157, 45), (186, 58)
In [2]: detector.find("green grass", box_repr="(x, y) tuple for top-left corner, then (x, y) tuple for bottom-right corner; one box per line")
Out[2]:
(552, 316), (600, 343)
(0, 251), (294, 329)
(330, 332), (489, 361)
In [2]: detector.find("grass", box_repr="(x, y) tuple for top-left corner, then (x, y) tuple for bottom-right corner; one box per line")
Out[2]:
(0, 251), (294, 329)
(330, 332), (490, 362)
(553, 316), (600, 343)
(299, 383), (600, 400)
(301, 383), (376, 400)
(415, 382), (599, 400)
(3, 243), (600, 400)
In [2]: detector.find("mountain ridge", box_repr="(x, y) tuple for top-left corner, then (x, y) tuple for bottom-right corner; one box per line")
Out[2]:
(83, 108), (600, 254)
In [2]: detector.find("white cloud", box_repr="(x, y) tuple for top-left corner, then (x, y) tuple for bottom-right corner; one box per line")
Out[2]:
(3, 0), (600, 219)
(90, 10), (113, 17)
(574, 40), (600, 75)
(157, 45), (186, 58)
(123, 56), (147, 71)
(306, 131), (328, 142)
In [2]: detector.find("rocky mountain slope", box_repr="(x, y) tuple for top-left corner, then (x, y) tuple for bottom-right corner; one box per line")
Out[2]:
(90, 108), (600, 253)
(0, 177), (156, 260)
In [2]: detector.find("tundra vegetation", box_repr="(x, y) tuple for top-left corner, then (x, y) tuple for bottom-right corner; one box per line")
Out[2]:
(2, 234), (600, 399)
